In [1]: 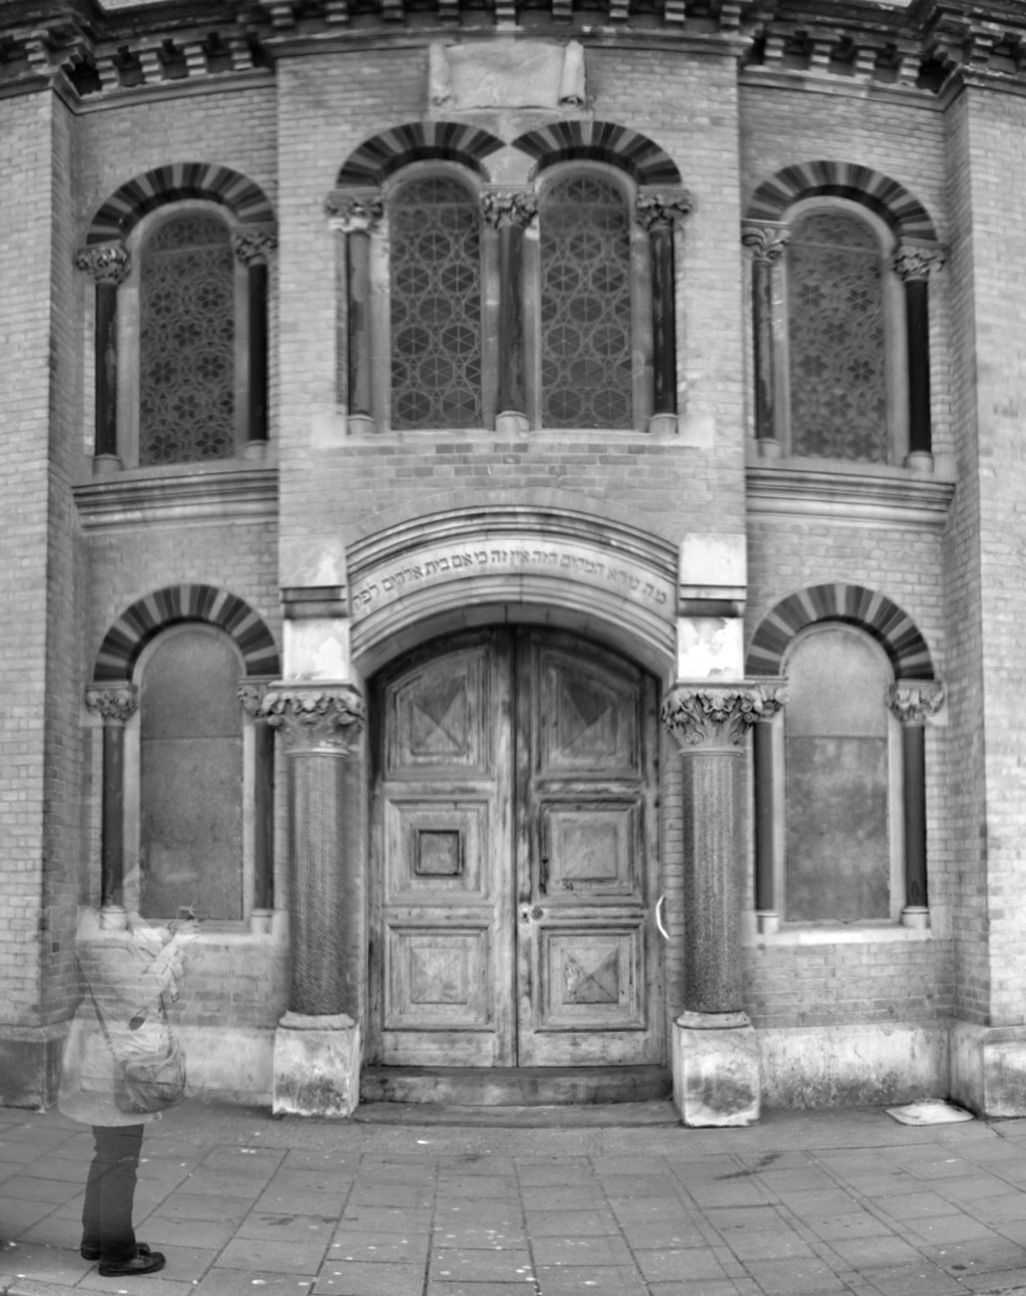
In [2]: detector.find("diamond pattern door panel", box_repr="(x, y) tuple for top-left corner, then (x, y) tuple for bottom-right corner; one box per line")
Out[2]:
(540, 927), (644, 1029)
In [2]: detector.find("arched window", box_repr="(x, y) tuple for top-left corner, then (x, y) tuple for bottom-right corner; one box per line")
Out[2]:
(785, 209), (890, 463)
(538, 173), (633, 429)
(135, 625), (245, 921)
(389, 175), (483, 430)
(138, 212), (236, 465)
(781, 624), (900, 923)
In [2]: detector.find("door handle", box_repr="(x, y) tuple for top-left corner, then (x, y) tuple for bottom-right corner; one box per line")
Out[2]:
(519, 904), (544, 922)
(655, 893), (669, 942)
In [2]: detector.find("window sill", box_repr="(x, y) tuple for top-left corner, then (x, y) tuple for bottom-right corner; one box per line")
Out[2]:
(746, 920), (935, 948)
(75, 456), (277, 530)
(746, 447), (956, 530)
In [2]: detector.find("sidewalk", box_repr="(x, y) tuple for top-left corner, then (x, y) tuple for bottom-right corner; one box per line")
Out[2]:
(3, 1098), (1026, 1296)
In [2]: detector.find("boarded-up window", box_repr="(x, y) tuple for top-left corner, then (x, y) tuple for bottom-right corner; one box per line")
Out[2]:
(139, 627), (243, 920)
(787, 209), (887, 462)
(540, 174), (632, 429)
(139, 212), (236, 465)
(390, 176), (482, 430)
(784, 625), (892, 922)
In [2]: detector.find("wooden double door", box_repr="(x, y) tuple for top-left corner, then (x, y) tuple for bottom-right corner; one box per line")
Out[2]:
(368, 628), (663, 1068)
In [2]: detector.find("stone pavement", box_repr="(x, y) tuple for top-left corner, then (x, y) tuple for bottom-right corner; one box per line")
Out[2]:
(4, 1099), (1026, 1296)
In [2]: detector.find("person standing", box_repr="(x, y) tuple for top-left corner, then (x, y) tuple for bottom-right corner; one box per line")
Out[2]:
(59, 904), (194, 1277)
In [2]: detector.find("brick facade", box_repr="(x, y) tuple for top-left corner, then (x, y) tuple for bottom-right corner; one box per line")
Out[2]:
(1, 0), (1023, 1117)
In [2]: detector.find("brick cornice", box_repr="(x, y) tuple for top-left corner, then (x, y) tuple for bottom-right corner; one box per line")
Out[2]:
(4, 0), (1026, 104)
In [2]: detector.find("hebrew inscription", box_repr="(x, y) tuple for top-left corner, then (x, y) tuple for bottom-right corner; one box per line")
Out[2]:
(351, 537), (673, 622)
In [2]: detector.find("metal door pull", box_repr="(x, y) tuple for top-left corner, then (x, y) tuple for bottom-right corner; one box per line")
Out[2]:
(655, 893), (669, 941)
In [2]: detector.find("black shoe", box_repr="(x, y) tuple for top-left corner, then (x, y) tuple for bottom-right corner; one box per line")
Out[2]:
(82, 1241), (151, 1262)
(98, 1248), (165, 1277)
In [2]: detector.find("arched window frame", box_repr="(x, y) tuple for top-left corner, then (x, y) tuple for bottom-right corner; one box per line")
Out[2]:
(370, 161), (495, 433)
(525, 161), (652, 434)
(110, 201), (252, 469)
(121, 622), (264, 929)
(767, 621), (906, 927)
(774, 197), (909, 466)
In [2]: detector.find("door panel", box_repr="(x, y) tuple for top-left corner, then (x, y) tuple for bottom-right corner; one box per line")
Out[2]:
(516, 635), (661, 1065)
(369, 628), (661, 1068)
(371, 640), (514, 1066)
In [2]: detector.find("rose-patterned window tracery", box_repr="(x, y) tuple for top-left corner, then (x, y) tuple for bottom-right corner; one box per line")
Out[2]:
(786, 210), (888, 463)
(139, 213), (236, 465)
(539, 175), (633, 429)
(390, 176), (483, 430)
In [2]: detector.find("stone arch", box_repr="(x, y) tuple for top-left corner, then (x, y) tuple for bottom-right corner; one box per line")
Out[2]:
(745, 161), (938, 243)
(336, 121), (506, 187)
(746, 584), (934, 680)
(511, 120), (681, 185)
(85, 163), (275, 244)
(347, 506), (678, 679)
(93, 584), (280, 683)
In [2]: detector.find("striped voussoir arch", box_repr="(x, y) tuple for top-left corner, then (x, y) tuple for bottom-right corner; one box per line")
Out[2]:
(336, 121), (506, 186)
(511, 120), (681, 185)
(746, 161), (938, 242)
(86, 163), (275, 244)
(93, 585), (280, 683)
(746, 584), (934, 680)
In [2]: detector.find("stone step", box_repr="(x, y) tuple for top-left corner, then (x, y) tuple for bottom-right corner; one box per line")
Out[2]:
(360, 1064), (672, 1107)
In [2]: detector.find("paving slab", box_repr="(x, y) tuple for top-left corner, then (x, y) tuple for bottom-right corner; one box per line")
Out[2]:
(4, 1102), (1026, 1296)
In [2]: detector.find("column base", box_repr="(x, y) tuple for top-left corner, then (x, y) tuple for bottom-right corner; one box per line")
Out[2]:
(950, 1021), (1026, 1117)
(495, 411), (529, 435)
(647, 412), (678, 436)
(272, 1011), (361, 1118)
(673, 1012), (761, 1127)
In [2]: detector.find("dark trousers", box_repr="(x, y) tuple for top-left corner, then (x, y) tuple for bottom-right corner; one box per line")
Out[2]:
(82, 1125), (145, 1262)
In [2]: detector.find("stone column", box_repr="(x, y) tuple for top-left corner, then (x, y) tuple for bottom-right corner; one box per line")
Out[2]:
(84, 683), (138, 909)
(893, 241), (945, 473)
(75, 241), (130, 476)
(261, 683), (365, 1117)
(481, 189), (537, 434)
(232, 225), (278, 457)
(237, 679), (276, 932)
(637, 189), (692, 434)
(741, 222), (789, 456)
(325, 190), (383, 435)
(751, 683), (787, 934)
(887, 679), (945, 928)
(661, 682), (776, 1127)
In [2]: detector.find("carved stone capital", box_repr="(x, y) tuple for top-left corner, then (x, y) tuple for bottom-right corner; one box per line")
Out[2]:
(232, 225), (278, 265)
(636, 188), (693, 231)
(325, 190), (384, 234)
(887, 680), (945, 726)
(480, 189), (538, 230)
(85, 683), (139, 726)
(75, 241), (131, 285)
(260, 684), (365, 753)
(741, 222), (790, 265)
(892, 241), (946, 283)
(661, 682), (782, 752)
(237, 679), (272, 717)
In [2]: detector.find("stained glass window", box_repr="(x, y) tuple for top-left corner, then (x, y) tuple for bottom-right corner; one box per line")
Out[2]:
(787, 210), (888, 462)
(540, 175), (632, 429)
(139, 212), (236, 465)
(390, 176), (482, 430)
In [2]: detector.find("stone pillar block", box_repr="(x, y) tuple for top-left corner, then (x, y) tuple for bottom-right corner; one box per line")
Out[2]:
(673, 1013), (761, 1127)
(950, 1021), (1026, 1117)
(272, 1011), (361, 1118)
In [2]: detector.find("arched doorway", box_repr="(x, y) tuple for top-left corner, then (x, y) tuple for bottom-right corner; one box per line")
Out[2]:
(367, 626), (664, 1071)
